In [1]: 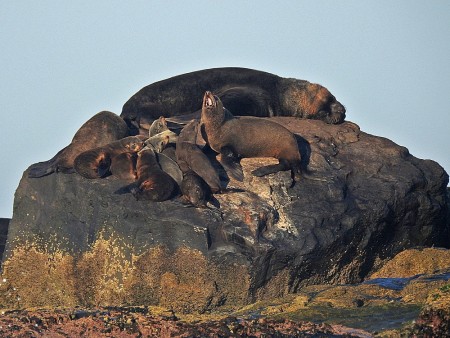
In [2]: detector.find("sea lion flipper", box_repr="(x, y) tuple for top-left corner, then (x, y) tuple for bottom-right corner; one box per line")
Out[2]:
(251, 163), (286, 177)
(219, 148), (244, 182)
(157, 153), (183, 185)
(28, 162), (56, 178)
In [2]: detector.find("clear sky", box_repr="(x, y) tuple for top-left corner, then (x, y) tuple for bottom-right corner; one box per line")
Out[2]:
(1, 1), (449, 218)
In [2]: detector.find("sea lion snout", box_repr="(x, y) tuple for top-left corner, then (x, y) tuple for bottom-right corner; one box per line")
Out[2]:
(328, 101), (346, 124)
(203, 91), (216, 108)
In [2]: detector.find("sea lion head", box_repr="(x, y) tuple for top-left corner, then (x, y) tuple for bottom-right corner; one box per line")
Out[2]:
(202, 91), (220, 110)
(201, 91), (226, 128)
(148, 116), (169, 137)
(122, 136), (145, 152)
(305, 83), (346, 124)
(281, 80), (346, 124)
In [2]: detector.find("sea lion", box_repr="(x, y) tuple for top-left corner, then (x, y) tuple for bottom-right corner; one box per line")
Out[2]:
(148, 116), (169, 137)
(28, 111), (129, 178)
(180, 170), (213, 208)
(110, 152), (138, 181)
(176, 119), (221, 193)
(129, 148), (177, 201)
(145, 130), (178, 152)
(74, 136), (145, 179)
(200, 91), (302, 182)
(121, 67), (346, 135)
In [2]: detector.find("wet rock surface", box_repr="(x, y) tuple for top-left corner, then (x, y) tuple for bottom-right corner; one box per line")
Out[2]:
(0, 306), (371, 338)
(1, 118), (449, 313)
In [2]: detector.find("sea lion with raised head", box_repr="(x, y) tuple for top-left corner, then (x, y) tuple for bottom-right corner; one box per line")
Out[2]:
(74, 136), (145, 179)
(121, 67), (346, 135)
(200, 91), (302, 182)
(28, 111), (129, 178)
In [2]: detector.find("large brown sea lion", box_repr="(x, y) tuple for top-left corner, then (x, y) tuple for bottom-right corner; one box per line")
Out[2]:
(73, 136), (145, 179)
(121, 67), (346, 135)
(200, 91), (302, 182)
(28, 111), (129, 178)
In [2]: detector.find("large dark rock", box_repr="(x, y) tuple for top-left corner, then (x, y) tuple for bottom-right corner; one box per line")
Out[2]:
(0, 218), (9, 263)
(1, 118), (448, 312)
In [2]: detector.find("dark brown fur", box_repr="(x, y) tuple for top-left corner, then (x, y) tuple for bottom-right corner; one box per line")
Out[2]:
(176, 120), (221, 193)
(28, 111), (129, 178)
(200, 92), (302, 182)
(74, 136), (144, 179)
(180, 170), (212, 208)
(121, 67), (345, 135)
(110, 152), (138, 181)
(130, 148), (177, 201)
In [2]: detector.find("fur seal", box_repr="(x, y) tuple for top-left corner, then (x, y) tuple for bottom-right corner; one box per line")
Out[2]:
(129, 147), (177, 201)
(176, 119), (221, 193)
(180, 170), (213, 208)
(110, 152), (138, 181)
(121, 67), (346, 135)
(200, 91), (302, 182)
(148, 116), (169, 137)
(73, 136), (145, 179)
(28, 111), (129, 178)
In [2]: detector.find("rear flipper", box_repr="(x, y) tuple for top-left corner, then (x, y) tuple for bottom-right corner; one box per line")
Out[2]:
(28, 161), (56, 178)
(28, 146), (68, 178)
(218, 147), (244, 182)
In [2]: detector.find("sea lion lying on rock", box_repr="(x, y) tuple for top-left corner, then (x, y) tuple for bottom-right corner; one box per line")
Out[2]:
(129, 147), (178, 201)
(121, 67), (346, 135)
(200, 92), (302, 182)
(109, 152), (138, 181)
(28, 111), (129, 178)
(74, 136), (145, 179)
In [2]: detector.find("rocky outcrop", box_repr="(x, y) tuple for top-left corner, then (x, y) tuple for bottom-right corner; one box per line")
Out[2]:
(0, 218), (9, 262)
(1, 118), (448, 312)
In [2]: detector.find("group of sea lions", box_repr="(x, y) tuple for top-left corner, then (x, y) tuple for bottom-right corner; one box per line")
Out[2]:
(28, 67), (346, 207)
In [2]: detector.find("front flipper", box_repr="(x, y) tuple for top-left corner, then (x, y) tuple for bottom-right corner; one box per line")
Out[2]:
(219, 147), (244, 182)
(251, 163), (287, 177)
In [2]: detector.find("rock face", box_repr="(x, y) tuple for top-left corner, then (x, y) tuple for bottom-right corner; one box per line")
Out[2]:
(0, 218), (9, 262)
(1, 118), (449, 312)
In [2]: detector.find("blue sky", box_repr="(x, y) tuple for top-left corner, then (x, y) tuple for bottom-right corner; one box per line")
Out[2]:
(1, 1), (449, 217)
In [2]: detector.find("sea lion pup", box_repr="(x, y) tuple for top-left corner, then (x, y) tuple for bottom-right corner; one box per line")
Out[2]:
(176, 119), (221, 193)
(129, 147), (177, 201)
(28, 111), (129, 178)
(110, 152), (138, 181)
(74, 136), (145, 179)
(180, 170), (213, 208)
(200, 91), (302, 182)
(121, 67), (346, 134)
